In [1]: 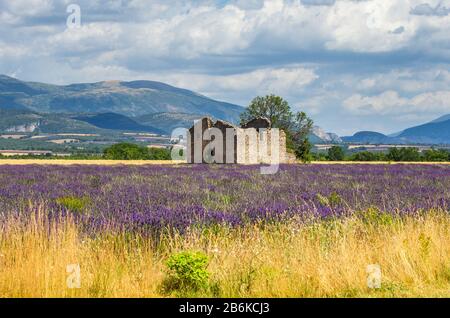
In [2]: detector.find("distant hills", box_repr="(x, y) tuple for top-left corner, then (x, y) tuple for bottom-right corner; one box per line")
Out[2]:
(0, 74), (243, 134)
(396, 118), (450, 144)
(342, 115), (450, 145)
(75, 113), (164, 135)
(431, 114), (450, 123)
(135, 112), (206, 135)
(341, 131), (402, 144)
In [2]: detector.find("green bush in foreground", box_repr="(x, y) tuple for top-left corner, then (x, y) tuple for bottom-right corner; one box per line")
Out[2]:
(162, 251), (210, 294)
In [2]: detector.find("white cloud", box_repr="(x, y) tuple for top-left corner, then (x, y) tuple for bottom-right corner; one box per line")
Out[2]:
(155, 66), (319, 103)
(134, 4), (251, 59)
(343, 90), (450, 115)
(351, 68), (450, 94)
(0, 11), (21, 25)
(210, 67), (318, 93)
(33, 0), (444, 61)
(325, 0), (419, 52)
(2, 0), (54, 16)
(0, 42), (28, 58)
(2, 0), (450, 64)
(46, 22), (123, 54)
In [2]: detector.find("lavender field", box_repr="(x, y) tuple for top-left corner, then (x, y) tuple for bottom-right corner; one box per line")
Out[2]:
(1, 163), (449, 297)
(1, 164), (449, 232)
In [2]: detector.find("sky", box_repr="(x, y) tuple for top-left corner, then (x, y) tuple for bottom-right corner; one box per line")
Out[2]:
(0, 0), (450, 135)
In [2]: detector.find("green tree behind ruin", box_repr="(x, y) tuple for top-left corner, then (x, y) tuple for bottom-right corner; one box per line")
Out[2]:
(240, 95), (313, 161)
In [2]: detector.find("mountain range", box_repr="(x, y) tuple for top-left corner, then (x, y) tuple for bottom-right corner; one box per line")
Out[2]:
(342, 115), (450, 145)
(0, 75), (243, 134)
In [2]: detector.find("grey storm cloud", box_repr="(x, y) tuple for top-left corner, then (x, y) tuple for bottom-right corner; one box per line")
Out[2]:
(390, 26), (405, 34)
(410, 3), (450, 16)
(301, 0), (336, 6)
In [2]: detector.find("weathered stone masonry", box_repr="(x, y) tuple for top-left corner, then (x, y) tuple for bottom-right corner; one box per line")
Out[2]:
(186, 117), (296, 164)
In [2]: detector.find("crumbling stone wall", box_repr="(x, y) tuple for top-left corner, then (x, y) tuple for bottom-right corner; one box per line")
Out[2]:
(187, 117), (213, 164)
(187, 117), (294, 164)
(213, 120), (237, 164)
(241, 118), (271, 131)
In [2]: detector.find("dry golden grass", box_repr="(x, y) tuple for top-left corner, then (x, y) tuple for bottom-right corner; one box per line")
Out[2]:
(0, 211), (449, 298)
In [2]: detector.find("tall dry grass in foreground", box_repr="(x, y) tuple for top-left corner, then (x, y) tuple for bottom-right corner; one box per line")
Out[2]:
(0, 211), (449, 298)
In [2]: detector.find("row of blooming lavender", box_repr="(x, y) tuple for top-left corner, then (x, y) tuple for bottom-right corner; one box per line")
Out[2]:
(1, 164), (449, 233)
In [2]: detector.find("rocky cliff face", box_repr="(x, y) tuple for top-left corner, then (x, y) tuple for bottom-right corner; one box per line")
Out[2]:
(310, 126), (342, 143)
(6, 122), (39, 133)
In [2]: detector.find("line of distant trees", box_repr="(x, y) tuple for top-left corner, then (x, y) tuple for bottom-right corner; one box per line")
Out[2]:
(103, 143), (172, 160)
(2, 143), (450, 162)
(0, 143), (173, 160)
(313, 146), (450, 162)
(0, 154), (104, 160)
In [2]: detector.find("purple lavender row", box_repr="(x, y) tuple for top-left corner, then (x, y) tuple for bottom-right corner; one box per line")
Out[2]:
(0, 164), (449, 234)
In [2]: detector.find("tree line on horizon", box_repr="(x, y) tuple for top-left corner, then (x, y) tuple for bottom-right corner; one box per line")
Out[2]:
(3, 144), (449, 162)
(316, 145), (450, 162)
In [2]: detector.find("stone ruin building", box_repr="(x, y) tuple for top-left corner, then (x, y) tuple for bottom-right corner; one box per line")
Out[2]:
(186, 116), (296, 164)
